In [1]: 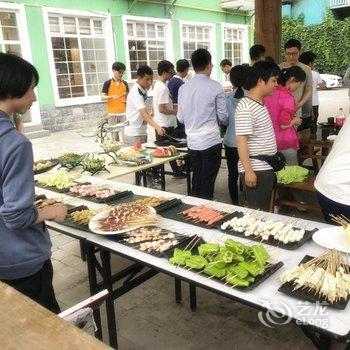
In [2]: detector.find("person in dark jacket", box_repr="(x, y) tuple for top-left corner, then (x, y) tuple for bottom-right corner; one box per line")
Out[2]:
(0, 53), (67, 313)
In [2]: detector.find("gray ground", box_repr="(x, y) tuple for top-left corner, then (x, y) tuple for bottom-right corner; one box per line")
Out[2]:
(31, 88), (349, 349)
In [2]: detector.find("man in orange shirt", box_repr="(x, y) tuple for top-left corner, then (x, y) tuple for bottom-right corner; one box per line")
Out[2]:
(101, 62), (129, 141)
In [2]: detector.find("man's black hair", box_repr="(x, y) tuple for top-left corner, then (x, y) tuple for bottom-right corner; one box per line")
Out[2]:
(220, 59), (232, 67)
(112, 62), (126, 71)
(137, 65), (153, 78)
(284, 39), (302, 51)
(0, 52), (39, 100)
(157, 60), (175, 75)
(176, 59), (190, 72)
(299, 51), (317, 66)
(244, 61), (280, 90)
(249, 44), (266, 61)
(191, 48), (212, 72)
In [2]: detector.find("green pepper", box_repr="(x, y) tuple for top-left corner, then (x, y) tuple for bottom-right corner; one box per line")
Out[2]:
(231, 253), (245, 263)
(226, 265), (249, 279)
(251, 245), (270, 267)
(226, 274), (250, 287)
(238, 261), (265, 276)
(225, 239), (245, 255)
(185, 255), (208, 270)
(173, 247), (191, 258)
(245, 276), (255, 284)
(198, 243), (220, 256)
(203, 262), (226, 278)
(215, 250), (234, 263)
(169, 248), (191, 266)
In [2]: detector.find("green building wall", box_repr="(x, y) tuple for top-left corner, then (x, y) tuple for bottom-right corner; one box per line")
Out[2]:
(4, 0), (252, 130)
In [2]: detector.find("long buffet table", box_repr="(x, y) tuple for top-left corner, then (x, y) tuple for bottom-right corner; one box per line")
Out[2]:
(36, 177), (350, 350)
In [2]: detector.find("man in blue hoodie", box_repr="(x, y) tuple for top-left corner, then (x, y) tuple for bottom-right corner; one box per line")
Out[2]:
(0, 53), (67, 313)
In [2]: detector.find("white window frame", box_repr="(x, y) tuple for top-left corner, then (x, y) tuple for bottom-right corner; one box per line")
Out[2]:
(0, 2), (41, 124)
(122, 15), (173, 82)
(221, 23), (249, 69)
(42, 7), (115, 107)
(179, 20), (216, 79)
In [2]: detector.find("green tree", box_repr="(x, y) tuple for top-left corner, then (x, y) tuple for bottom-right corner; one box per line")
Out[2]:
(282, 11), (350, 76)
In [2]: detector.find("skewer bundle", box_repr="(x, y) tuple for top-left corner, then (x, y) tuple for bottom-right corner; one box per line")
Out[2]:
(280, 249), (350, 303)
(330, 214), (350, 243)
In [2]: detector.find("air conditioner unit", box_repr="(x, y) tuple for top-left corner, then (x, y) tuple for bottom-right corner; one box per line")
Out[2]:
(220, 0), (255, 11)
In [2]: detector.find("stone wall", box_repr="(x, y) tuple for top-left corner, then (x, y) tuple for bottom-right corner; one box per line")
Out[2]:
(40, 102), (106, 132)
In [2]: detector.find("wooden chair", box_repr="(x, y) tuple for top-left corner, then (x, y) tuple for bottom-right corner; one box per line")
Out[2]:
(272, 174), (321, 212)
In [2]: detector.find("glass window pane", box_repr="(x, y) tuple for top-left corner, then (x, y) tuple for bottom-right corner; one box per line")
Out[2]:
(78, 18), (91, 34)
(98, 73), (108, 84)
(51, 37), (64, 50)
(71, 86), (84, 97)
(4, 44), (21, 56)
(136, 40), (146, 50)
(57, 74), (70, 87)
(70, 74), (83, 86)
(68, 62), (82, 74)
(81, 37), (94, 49)
(127, 23), (134, 37)
(49, 16), (60, 33)
(0, 12), (17, 26)
(58, 87), (71, 98)
(94, 38), (105, 50)
(85, 73), (98, 85)
(2, 26), (19, 40)
(156, 25), (165, 38)
(93, 20), (103, 34)
(63, 17), (76, 34)
(87, 84), (99, 96)
(82, 50), (95, 61)
(53, 49), (67, 62)
(64, 37), (79, 50)
(136, 22), (145, 37)
(84, 62), (97, 73)
(55, 62), (68, 75)
(95, 50), (107, 61)
(147, 23), (155, 38)
(96, 61), (108, 73)
(196, 27), (203, 40)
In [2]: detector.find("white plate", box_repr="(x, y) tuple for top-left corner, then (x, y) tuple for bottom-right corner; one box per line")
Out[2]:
(312, 226), (350, 253)
(88, 205), (156, 235)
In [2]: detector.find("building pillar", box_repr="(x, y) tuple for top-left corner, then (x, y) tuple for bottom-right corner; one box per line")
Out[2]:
(255, 0), (282, 63)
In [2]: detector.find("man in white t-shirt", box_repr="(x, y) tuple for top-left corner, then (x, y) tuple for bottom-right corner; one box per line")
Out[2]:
(123, 65), (165, 145)
(299, 51), (324, 138)
(153, 60), (185, 177)
(235, 61), (279, 211)
(315, 118), (350, 223)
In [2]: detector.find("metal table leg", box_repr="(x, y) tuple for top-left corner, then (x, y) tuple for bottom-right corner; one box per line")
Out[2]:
(189, 283), (197, 312)
(174, 278), (182, 303)
(100, 249), (118, 349)
(160, 164), (166, 191)
(86, 243), (102, 340)
(185, 155), (191, 195)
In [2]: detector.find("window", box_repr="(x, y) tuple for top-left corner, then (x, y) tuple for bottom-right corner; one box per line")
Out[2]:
(45, 10), (113, 103)
(0, 11), (22, 56)
(182, 24), (212, 61)
(124, 17), (171, 80)
(223, 26), (246, 66)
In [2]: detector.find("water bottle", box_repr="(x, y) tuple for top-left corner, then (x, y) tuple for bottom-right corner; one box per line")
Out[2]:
(335, 108), (346, 128)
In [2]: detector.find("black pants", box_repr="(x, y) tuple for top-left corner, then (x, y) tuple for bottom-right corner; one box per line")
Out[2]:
(224, 145), (239, 205)
(241, 170), (275, 211)
(1, 259), (61, 314)
(155, 127), (182, 174)
(317, 191), (350, 225)
(297, 116), (312, 132)
(188, 143), (222, 200)
(310, 105), (319, 135)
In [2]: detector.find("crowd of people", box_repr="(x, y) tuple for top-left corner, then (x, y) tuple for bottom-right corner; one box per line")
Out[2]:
(0, 35), (349, 317)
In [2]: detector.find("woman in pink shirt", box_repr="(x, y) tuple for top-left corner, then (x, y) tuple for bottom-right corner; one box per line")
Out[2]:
(264, 66), (306, 164)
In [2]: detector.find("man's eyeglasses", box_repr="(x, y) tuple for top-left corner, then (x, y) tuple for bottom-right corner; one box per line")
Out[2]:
(285, 52), (299, 57)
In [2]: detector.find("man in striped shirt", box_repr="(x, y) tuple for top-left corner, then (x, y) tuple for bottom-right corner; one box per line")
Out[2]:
(235, 61), (279, 211)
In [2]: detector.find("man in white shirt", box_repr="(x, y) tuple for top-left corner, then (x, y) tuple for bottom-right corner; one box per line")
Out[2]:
(123, 65), (165, 145)
(153, 60), (185, 177)
(315, 118), (350, 223)
(299, 51), (324, 138)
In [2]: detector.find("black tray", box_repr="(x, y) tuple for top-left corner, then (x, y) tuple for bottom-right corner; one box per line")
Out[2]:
(216, 211), (317, 250)
(105, 194), (182, 213)
(34, 159), (59, 175)
(68, 188), (133, 204)
(35, 181), (70, 193)
(278, 255), (350, 310)
(159, 201), (229, 229)
(60, 205), (92, 233)
(110, 226), (191, 258)
(164, 236), (284, 291)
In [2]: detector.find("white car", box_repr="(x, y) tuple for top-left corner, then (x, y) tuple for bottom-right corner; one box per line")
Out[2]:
(320, 73), (343, 89)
